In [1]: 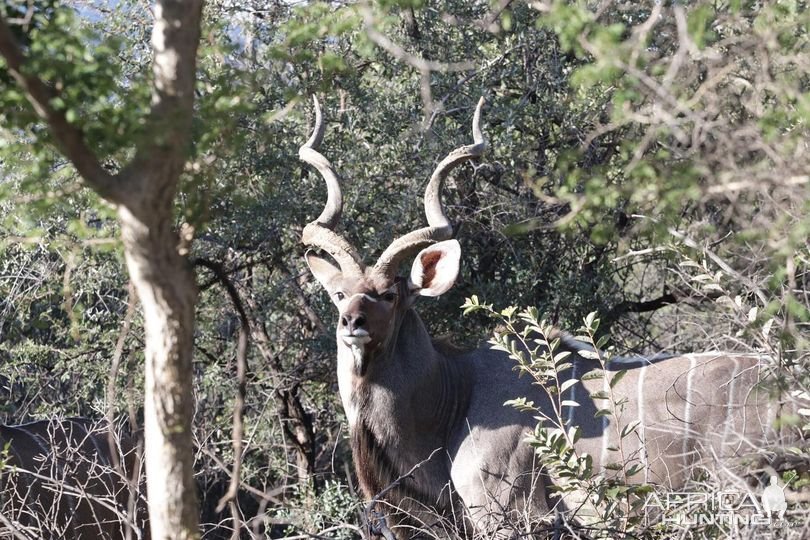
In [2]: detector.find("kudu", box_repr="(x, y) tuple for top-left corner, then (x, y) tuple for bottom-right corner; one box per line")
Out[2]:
(299, 97), (785, 537)
(0, 417), (148, 539)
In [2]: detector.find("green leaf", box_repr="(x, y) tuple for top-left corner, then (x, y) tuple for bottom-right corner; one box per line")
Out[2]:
(584, 311), (597, 329)
(554, 350), (572, 364)
(621, 420), (641, 438)
(626, 463), (644, 477)
(581, 370), (604, 381)
(609, 370), (627, 388)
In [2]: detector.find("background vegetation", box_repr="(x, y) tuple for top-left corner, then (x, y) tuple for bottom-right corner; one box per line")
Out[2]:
(1, 0), (808, 537)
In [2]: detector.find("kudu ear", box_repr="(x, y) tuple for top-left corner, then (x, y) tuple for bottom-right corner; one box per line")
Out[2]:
(408, 240), (461, 297)
(305, 252), (342, 293)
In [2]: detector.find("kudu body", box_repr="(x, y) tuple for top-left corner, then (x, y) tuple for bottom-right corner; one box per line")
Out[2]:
(299, 98), (781, 537)
(0, 417), (147, 539)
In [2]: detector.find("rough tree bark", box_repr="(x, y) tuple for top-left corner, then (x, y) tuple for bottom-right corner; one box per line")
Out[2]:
(0, 1), (205, 538)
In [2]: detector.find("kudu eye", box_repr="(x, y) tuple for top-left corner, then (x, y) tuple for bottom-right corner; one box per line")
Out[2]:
(382, 291), (397, 302)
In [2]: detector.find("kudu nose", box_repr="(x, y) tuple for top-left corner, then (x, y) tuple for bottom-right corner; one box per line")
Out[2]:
(341, 313), (367, 334)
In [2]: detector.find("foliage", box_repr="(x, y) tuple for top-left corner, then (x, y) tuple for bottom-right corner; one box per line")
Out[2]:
(269, 480), (360, 540)
(537, 0), (810, 358)
(0, 0), (808, 537)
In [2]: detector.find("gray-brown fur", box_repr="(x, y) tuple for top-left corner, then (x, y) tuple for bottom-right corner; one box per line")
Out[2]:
(0, 418), (147, 539)
(298, 98), (788, 538)
(358, 316), (776, 536)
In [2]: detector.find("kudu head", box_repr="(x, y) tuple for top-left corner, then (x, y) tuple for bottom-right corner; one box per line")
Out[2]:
(301, 97), (486, 375)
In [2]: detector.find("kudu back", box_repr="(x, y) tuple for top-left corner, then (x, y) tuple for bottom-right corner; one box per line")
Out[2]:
(0, 417), (148, 539)
(299, 97), (787, 537)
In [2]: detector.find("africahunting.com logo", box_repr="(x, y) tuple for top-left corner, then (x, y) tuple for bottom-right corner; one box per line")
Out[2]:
(643, 476), (798, 535)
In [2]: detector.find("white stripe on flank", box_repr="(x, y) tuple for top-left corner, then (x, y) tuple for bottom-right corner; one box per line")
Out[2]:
(722, 358), (740, 451)
(637, 363), (648, 483)
(600, 369), (610, 470)
(681, 355), (698, 461)
(566, 361), (579, 428)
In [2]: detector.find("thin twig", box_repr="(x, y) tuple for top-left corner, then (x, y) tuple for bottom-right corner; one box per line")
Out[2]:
(193, 259), (250, 531)
(364, 447), (444, 539)
(104, 282), (138, 540)
(360, 5), (474, 73)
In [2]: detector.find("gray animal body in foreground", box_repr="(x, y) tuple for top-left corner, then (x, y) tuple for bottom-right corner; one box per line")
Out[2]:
(0, 417), (147, 539)
(299, 97), (781, 538)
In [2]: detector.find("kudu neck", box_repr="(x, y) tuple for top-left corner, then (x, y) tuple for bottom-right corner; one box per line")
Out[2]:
(370, 308), (441, 381)
(337, 308), (468, 436)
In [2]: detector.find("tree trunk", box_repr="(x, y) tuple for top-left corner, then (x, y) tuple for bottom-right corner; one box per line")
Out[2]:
(0, 1), (205, 537)
(119, 204), (199, 539)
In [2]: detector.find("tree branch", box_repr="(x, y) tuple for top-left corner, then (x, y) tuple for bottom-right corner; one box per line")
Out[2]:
(0, 14), (122, 203)
(667, 227), (770, 306)
(609, 292), (678, 317)
(603, 286), (727, 332)
(193, 258), (249, 522)
(121, 0), (204, 200)
(361, 7), (474, 73)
